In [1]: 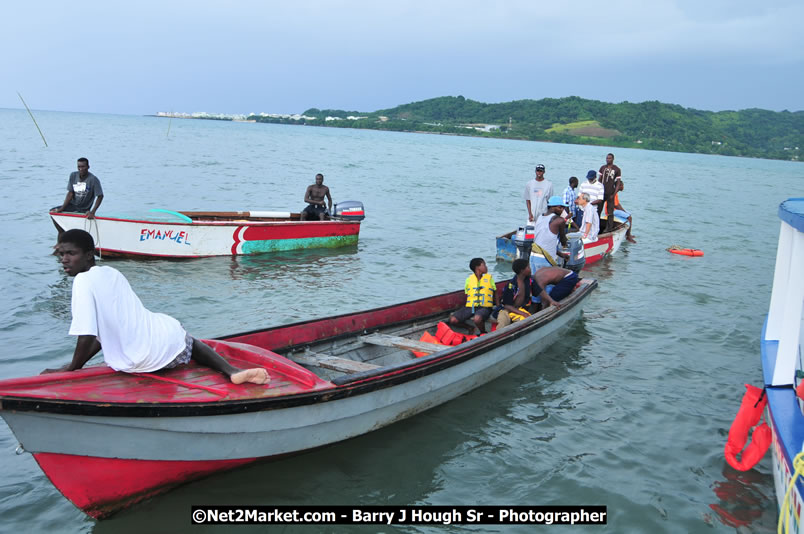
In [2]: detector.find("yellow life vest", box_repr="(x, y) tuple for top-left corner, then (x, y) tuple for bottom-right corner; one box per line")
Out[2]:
(507, 308), (531, 322)
(465, 274), (495, 309)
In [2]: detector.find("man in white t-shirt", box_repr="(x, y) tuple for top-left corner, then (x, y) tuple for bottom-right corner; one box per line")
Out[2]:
(523, 164), (554, 224)
(43, 229), (269, 385)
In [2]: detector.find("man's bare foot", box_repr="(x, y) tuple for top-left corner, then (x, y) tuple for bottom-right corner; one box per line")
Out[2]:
(231, 368), (270, 385)
(626, 236), (637, 243)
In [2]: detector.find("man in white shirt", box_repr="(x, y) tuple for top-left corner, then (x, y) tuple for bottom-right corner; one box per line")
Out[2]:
(523, 164), (554, 224)
(44, 229), (269, 385)
(578, 170), (605, 234)
(577, 192), (600, 243)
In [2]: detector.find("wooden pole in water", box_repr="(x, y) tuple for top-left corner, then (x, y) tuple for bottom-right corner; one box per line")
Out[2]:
(17, 92), (48, 147)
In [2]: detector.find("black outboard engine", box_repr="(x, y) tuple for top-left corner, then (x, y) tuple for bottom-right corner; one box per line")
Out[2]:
(561, 232), (586, 273)
(333, 201), (365, 221)
(512, 225), (535, 260)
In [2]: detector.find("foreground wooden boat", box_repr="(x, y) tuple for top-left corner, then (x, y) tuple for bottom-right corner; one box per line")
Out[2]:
(756, 198), (804, 531)
(496, 215), (630, 266)
(0, 278), (596, 518)
(50, 202), (365, 258)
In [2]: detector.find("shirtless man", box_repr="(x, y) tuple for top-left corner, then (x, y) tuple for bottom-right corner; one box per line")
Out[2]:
(300, 173), (332, 221)
(531, 266), (579, 311)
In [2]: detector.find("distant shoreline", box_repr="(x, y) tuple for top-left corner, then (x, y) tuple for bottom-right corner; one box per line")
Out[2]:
(150, 96), (802, 163)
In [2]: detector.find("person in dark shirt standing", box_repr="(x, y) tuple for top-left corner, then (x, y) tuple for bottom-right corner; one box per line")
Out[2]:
(52, 157), (104, 219)
(598, 153), (621, 233)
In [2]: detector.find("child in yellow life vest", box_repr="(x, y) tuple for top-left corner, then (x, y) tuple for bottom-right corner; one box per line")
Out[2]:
(448, 257), (499, 334)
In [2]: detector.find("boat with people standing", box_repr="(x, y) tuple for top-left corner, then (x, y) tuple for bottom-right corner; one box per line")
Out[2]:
(496, 211), (630, 268)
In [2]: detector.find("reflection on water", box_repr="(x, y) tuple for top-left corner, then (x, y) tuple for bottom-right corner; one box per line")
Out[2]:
(708, 465), (775, 530)
(228, 245), (360, 281)
(38, 275), (73, 321)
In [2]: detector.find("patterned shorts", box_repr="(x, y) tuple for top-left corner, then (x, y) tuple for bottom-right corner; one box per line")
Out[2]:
(164, 333), (194, 369)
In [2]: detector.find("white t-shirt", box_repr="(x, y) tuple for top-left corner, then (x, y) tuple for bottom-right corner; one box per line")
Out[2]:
(581, 203), (600, 242)
(523, 179), (554, 221)
(579, 180), (604, 203)
(69, 265), (187, 372)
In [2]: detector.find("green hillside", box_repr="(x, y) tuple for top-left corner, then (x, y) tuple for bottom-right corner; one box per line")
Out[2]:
(248, 96), (803, 161)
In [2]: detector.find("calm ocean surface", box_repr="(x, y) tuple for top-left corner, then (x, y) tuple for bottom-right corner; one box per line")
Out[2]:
(0, 108), (801, 533)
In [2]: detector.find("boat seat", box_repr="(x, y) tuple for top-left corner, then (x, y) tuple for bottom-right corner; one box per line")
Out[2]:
(290, 350), (380, 374)
(359, 333), (445, 355)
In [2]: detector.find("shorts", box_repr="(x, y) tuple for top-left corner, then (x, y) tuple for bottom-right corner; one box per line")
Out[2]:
(549, 271), (579, 301)
(452, 307), (493, 322)
(164, 333), (194, 369)
(303, 204), (327, 218)
(529, 254), (553, 271)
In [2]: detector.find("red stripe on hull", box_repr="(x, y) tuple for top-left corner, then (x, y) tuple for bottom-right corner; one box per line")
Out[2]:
(33, 452), (256, 518)
(583, 235), (613, 264)
(232, 226), (244, 255)
(241, 222), (359, 241)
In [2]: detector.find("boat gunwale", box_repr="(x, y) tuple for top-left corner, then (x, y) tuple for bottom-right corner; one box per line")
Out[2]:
(50, 212), (361, 227)
(0, 280), (597, 417)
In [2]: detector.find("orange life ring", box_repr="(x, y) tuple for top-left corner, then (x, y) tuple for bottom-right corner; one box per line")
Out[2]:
(724, 384), (772, 471)
(667, 247), (704, 257)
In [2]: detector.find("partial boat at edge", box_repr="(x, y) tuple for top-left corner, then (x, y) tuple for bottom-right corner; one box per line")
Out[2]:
(759, 198), (804, 532)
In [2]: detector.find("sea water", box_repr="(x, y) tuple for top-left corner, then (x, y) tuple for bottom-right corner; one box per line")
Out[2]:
(0, 108), (801, 532)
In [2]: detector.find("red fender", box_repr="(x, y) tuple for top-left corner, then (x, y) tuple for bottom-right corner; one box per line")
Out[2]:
(724, 384), (772, 471)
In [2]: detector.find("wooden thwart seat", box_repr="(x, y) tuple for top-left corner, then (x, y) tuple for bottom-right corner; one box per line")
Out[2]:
(290, 350), (380, 374)
(360, 333), (445, 355)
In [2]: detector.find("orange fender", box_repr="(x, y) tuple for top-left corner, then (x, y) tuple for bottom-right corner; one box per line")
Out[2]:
(724, 384), (772, 471)
(667, 247), (704, 257)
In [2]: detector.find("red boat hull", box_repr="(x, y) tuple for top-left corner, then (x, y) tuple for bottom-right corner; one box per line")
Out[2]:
(33, 452), (257, 518)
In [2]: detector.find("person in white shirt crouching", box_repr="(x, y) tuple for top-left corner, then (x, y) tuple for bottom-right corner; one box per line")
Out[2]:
(43, 229), (270, 386)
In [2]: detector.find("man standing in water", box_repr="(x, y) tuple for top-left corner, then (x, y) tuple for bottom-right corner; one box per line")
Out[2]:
(300, 173), (333, 221)
(44, 229), (270, 386)
(598, 153), (622, 233)
(524, 164), (553, 224)
(52, 157), (104, 219)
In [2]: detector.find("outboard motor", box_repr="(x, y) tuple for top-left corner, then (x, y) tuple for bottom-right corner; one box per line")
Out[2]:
(512, 224), (535, 260)
(333, 201), (365, 221)
(562, 232), (586, 273)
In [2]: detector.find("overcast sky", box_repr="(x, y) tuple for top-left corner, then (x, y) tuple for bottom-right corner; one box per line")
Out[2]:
(3, 0), (802, 115)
